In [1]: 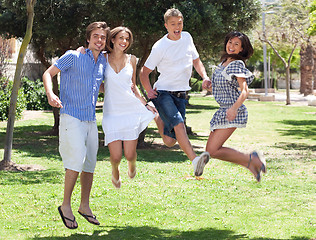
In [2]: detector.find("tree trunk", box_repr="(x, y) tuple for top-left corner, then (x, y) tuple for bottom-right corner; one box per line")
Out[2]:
(300, 43), (314, 96)
(137, 128), (147, 149)
(2, 0), (36, 164)
(314, 45), (316, 90)
(35, 45), (59, 135)
(51, 75), (60, 135)
(285, 66), (291, 105)
(135, 41), (150, 147)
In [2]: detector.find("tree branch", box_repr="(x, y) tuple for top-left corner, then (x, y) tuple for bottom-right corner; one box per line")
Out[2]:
(288, 40), (298, 66)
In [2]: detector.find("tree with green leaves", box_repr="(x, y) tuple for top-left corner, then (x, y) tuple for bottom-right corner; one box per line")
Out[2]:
(0, 0), (109, 134)
(308, 0), (316, 91)
(308, 0), (316, 35)
(0, 0), (261, 145)
(259, 0), (315, 101)
(0, 0), (261, 80)
(0, 0), (36, 170)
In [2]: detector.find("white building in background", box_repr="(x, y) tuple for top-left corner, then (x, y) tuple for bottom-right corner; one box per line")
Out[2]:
(1, 36), (45, 81)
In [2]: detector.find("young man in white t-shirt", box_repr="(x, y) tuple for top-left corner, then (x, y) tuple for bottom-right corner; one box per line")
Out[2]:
(140, 8), (210, 177)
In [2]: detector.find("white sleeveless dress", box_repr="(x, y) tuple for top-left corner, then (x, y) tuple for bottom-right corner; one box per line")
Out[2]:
(102, 54), (155, 145)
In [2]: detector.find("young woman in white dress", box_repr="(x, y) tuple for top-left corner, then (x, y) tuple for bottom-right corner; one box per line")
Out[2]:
(102, 27), (156, 188)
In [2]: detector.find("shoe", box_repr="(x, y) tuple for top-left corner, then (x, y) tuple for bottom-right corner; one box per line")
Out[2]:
(112, 176), (121, 189)
(78, 210), (100, 226)
(128, 168), (136, 179)
(252, 151), (266, 173)
(58, 206), (78, 229)
(248, 151), (266, 182)
(193, 152), (210, 177)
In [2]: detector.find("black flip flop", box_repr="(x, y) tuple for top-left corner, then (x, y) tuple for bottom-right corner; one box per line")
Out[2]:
(78, 210), (100, 225)
(58, 206), (78, 229)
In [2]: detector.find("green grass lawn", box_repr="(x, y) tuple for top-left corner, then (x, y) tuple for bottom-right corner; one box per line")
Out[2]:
(0, 94), (315, 240)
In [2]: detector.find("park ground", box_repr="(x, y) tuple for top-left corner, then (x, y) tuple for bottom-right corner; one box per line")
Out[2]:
(0, 90), (315, 239)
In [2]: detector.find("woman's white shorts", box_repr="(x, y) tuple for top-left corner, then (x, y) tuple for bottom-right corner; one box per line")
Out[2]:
(59, 114), (98, 173)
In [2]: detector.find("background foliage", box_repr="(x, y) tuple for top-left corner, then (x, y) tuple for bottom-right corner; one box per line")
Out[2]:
(309, 0), (316, 35)
(0, 0), (261, 68)
(0, 77), (25, 121)
(0, 77), (52, 121)
(21, 77), (51, 111)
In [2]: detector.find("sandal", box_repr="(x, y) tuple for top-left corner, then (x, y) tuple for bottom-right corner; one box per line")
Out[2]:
(58, 206), (78, 229)
(78, 210), (100, 225)
(112, 176), (121, 189)
(248, 151), (266, 182)
(128, 169), (136, 179)
(252, 151), (266, 173)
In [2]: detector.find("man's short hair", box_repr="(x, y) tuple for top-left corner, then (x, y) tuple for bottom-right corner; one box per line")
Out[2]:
(164, 8), (183, 23)
(85, 22), (110, 47)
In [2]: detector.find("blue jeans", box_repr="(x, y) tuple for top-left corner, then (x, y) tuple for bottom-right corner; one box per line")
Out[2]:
(151, 90), (187, 139)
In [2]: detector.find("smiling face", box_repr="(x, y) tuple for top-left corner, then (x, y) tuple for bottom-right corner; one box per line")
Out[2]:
(226, 37), (243, 55)
(87, 28), (107, 53)
(164, 16), (183, 41)
(112, 31), (130, 52)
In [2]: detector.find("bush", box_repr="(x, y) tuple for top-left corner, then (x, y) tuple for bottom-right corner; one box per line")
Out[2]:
(190, 77), (203, 92)
(21, 77), (51, 110)
(0, 78), (26, 121)
(249, 77), (263, 88)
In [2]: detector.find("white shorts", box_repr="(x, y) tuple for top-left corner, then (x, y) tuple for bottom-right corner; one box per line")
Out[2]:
(59, 114), (99, 173)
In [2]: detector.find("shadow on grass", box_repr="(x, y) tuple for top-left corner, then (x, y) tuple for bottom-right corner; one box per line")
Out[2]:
(31, 226), (311, 240)
(186, 103), (218, 114)
(1, 119), (208, 165)
(274, 142), (316, 152)
(0, 124), (60, 160)
(277, 120), (316, 141)
(0, 170), (63, 185)
(144, 126), (208, 143)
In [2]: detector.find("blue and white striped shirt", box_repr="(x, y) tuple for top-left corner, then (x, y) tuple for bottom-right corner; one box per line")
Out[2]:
(54, 49), (106, 121)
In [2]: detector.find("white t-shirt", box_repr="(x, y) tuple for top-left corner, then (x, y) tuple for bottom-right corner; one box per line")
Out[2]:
(144, 31), (199, 91)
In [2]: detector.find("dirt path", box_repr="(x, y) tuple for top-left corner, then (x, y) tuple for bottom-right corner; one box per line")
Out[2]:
(21, 110), (47, 120)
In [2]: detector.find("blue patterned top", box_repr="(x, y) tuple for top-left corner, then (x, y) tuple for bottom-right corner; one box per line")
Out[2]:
(209, 60), (254, 131)
(212, 60), (254, 107)
(55, 49), (106, 121)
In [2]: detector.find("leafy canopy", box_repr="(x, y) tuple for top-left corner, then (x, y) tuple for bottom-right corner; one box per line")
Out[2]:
(309, 0), (316, 35)
(0, 0), (261, 64)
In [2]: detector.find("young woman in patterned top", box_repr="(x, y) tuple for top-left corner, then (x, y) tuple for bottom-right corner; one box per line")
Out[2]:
(202, 31), (267, 182)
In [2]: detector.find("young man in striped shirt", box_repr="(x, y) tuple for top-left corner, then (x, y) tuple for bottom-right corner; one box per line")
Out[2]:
(43, 22), (109, 229)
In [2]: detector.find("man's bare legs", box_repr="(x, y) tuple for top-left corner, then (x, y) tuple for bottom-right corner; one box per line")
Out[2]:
(154, 115), (209, 176)
(60, 169), (79, 229)
(154, 115), (176, 147)
(155, 115), (196, 160)
(60, 169), (99, 228)
(78, 171), (99, 225)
